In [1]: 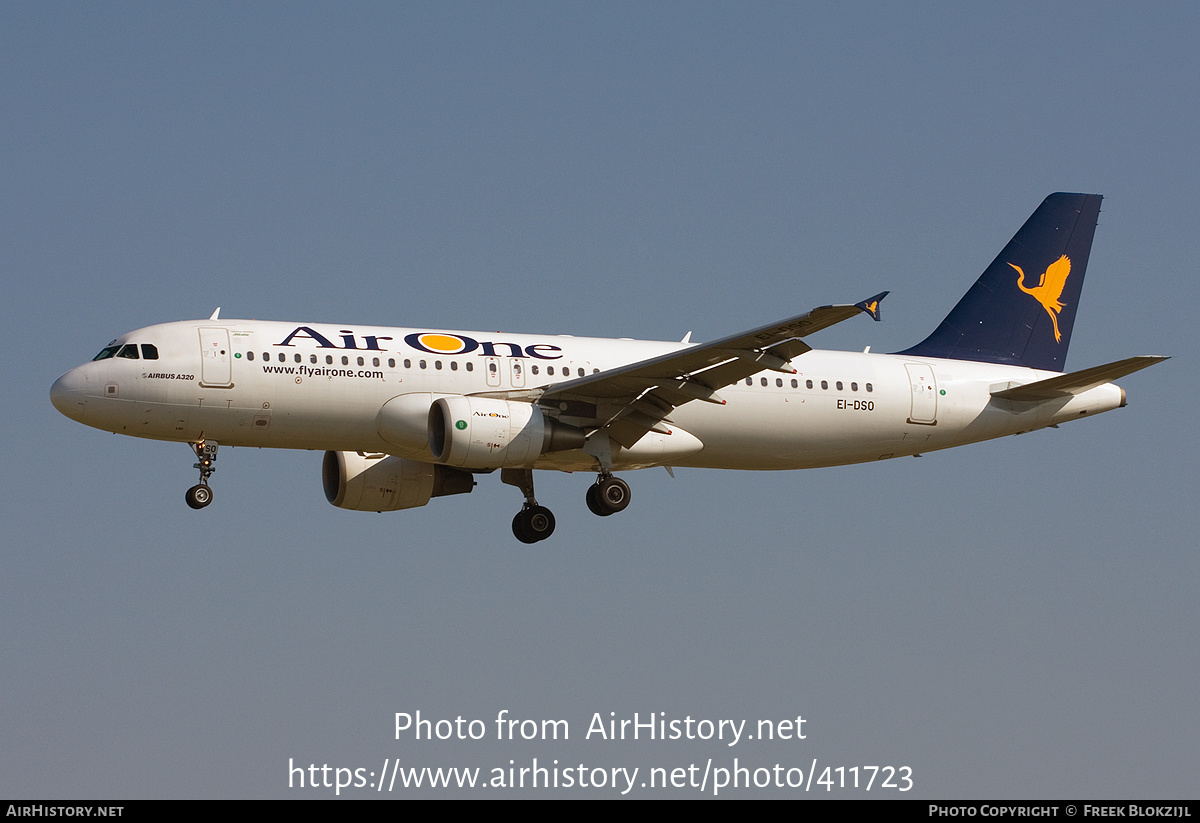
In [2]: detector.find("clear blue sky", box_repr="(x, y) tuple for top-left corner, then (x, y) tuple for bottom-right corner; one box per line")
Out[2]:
(3, 2), (1195, 797)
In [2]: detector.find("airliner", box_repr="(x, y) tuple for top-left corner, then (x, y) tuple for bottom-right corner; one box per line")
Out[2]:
(51, 194), (1165, 542)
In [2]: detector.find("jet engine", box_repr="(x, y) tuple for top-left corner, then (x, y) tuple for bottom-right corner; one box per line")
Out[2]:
(428, 396), (585, 469)
(322, 451), (474, 512)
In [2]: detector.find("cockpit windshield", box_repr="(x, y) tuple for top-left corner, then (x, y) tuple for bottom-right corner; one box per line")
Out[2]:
(92, 343), (159, 361)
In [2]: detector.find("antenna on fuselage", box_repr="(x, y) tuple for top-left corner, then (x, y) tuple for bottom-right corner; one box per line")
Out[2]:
(209, 308), (221, 320)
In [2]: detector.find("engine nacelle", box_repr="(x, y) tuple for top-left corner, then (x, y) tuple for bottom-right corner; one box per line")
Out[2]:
(322, 451), (474, 512)
(376, 392), (453, 458)
(428, 396), (585, 469)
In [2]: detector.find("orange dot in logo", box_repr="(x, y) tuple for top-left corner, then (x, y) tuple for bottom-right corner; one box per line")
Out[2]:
(418, 334), (467, 354)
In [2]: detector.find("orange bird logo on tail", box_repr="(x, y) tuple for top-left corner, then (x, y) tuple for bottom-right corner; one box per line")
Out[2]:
(1010, 254), (1072, 342)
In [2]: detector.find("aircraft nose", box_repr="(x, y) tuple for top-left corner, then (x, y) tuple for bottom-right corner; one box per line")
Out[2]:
(50, 367), (89, 421)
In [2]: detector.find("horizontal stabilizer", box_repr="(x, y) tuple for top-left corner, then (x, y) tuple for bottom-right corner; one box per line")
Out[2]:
(990, 356), (1168, 401)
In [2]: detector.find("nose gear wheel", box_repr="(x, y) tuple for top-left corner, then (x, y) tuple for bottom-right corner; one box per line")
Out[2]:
(185, 440), (218, 510)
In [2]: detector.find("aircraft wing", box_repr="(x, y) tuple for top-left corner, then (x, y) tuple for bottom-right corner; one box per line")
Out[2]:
(515, 293), (888, 448)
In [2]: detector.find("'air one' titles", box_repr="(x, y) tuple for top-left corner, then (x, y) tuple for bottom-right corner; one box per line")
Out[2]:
(275, 327), (564, 360)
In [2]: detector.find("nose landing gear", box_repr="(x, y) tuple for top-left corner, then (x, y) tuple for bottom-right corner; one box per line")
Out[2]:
(185, 440), (218, 510)
(185, 484), (212, 509)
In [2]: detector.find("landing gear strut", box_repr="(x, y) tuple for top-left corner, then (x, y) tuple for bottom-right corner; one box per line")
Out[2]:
(501, 468), (555, 544)
(586, 472), (631, 517)
(185, 440), (218, 510)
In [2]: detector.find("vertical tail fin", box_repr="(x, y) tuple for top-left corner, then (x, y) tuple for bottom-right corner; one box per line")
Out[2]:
(897, 193), (1102, 372)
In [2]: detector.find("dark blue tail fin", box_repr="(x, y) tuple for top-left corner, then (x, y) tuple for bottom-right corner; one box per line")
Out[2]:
(897, 193), (1102, 372)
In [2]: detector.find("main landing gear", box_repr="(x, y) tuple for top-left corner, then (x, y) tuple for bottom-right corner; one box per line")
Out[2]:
(586, 473), (631, 517)
(513, 505), (556, 544)
(185, 440), (218, 510)
(502, 469), (556, 544)
(502, 468), (634, 543)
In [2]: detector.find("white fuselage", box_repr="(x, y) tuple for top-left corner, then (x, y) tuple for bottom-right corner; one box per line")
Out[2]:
(51, 318), (1126, 472)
